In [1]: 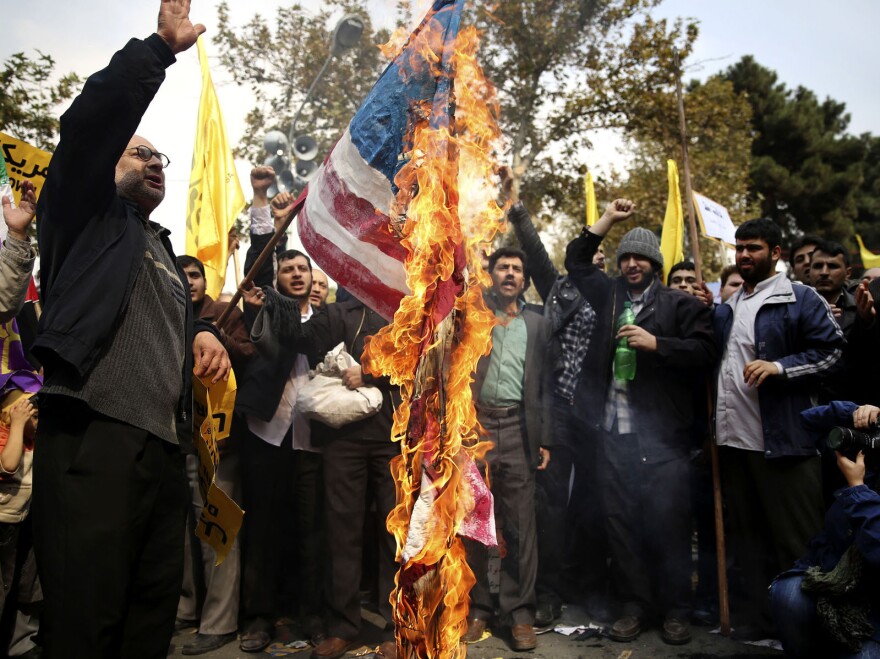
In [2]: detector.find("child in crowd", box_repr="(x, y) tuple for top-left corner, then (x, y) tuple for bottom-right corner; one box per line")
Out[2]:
(0, 391), (38, 612)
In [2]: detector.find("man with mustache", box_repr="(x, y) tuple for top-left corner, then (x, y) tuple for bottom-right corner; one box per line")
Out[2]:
(714, 218), (845, 640)
(32, 1), (230, 656)
(566, 202), (716, 646)
(462, 246), (555, 653)
(310, 270), (330, 309)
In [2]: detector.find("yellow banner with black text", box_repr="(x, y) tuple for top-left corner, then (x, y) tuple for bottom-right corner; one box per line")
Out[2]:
(0, 132), (51, 204)
(192, 371), (243, 565)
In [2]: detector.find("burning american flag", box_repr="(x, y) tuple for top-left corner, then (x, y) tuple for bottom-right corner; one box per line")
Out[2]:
(295, 1), (507, 656)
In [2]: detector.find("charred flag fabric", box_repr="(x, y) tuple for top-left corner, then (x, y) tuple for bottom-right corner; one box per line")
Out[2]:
(295, 0), (464, 321)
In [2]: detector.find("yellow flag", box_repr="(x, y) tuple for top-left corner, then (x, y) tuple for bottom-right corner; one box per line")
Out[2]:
(585, 171), (598, 226)
(856, 234), (880, 269)
(186, 39), (246, 300)
(660, 159), (685, 284)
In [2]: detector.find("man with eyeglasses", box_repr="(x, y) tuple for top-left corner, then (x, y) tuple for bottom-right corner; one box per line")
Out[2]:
(32, 1), (230, 657)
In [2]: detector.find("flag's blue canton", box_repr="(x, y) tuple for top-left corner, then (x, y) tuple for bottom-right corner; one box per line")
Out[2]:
(348, 0), (464, 188)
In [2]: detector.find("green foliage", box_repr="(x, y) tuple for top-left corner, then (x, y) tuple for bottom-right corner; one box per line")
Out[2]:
(214, 0), (390, 165)
(0, 51), (81, 151)
(723, 55), (866, 245)
(469, 0), (698, 219)
(597, 74), (756, 281)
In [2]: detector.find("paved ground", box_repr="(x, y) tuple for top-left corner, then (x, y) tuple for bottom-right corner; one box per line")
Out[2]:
(168, 606), (783, 658)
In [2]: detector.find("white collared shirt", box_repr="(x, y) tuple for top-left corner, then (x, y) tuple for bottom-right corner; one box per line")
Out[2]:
(247, 303), (319, 452)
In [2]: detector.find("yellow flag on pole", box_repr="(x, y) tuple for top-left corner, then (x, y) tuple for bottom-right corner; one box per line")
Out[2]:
(186, 39), (245, 300)
(856, 234), (880, 269)
(585, 171), (598, 226)
(660, 160), (685, 284)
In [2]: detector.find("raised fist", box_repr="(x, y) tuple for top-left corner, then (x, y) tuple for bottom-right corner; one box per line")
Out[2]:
(250, 166), (276, 193)
(602, 199), (636, 224)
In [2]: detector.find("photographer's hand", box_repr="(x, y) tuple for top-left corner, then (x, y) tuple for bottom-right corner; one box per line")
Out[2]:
(853, 405), (880, 430)
(836, 450), (866, 488)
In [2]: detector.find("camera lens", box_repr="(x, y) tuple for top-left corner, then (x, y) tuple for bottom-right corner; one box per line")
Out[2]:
(827, 427), (848, 451)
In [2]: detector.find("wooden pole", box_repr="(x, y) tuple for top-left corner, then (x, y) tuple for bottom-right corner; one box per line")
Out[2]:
(674, 49), (704, 285)
(674, 47), (731, 637)
(232, 248), (244, 311)
(215, 197), (305, 328)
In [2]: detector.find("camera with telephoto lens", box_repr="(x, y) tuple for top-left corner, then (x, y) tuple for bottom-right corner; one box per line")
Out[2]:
(826, 426), (880, 453)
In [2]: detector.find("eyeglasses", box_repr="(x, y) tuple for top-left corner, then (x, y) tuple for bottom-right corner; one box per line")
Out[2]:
(127, 145), (170, 169)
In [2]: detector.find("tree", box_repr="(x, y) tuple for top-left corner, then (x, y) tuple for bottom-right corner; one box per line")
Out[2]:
(217, 1), (697, 212)
(558, 74), (756, 280)
(723, 55), (866, 245)
(0, 51), (81, 150)
(469, 0), (697, 216)
(214, 0), (391, 166)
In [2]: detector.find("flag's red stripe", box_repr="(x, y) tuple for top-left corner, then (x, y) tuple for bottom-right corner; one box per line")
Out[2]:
(320, 157), (408, 263)
(299, 214), (404, 320)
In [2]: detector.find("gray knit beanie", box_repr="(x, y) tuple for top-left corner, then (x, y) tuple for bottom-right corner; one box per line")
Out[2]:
(617, 227), (663, 270)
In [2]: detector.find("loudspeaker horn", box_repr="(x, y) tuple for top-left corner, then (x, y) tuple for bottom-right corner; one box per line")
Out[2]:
(294, 159), (319, 182)
(277, 169), (297, 194)
(263, 130), (289, 156)
(263, 154), (289, 175)
(293, 135), (319, 161)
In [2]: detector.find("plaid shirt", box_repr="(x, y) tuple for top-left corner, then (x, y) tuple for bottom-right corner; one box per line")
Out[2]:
(555, 301), (597, 402)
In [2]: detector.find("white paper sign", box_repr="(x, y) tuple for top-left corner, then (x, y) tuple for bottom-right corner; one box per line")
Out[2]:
(693, 192), (737, 246)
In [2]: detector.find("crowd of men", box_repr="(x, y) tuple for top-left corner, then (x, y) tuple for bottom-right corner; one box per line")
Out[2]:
(0, 2), (878, 659)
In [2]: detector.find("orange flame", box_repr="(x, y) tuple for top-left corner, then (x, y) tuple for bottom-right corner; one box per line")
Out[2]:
(365, 19), (505, 659)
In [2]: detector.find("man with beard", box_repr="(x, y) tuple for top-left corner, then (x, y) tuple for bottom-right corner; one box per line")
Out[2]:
(714, 219), (845, 640)
(234, 169), (324, 653)
(241, 211), (402, 657)
(565, 203), (716, 646)
(31, 1), (230, 656)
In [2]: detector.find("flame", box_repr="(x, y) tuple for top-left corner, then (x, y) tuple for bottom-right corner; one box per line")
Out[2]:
(364, 17), (505, 659)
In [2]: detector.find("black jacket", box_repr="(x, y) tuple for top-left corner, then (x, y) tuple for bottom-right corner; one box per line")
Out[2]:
(244, 290), (399, 443)
(35, 34), (219, 425)
(305, 299), (399, 444)
(566, 229), (717, 462)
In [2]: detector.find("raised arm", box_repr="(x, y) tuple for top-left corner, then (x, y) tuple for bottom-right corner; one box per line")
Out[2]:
(0, 181), (37, 323)
(564, 199), (635, 274)
(37, 0), (204, 286)
(499, 167), (558, 301)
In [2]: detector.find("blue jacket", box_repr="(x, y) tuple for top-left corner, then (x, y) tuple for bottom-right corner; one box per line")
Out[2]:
(714, 276), (845, 457)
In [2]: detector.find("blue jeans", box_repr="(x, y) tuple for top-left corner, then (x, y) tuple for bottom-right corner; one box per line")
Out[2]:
(770, 574), (880, 658)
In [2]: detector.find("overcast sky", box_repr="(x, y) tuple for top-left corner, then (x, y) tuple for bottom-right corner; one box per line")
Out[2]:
(6, 1), (878, 281)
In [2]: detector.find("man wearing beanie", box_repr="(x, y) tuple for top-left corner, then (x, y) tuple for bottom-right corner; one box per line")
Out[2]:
(563, 201), (716, 645)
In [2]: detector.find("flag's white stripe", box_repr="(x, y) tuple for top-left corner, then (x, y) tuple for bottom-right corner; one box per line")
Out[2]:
(301, 176), (410, 295)
(332, 129), (396, 216)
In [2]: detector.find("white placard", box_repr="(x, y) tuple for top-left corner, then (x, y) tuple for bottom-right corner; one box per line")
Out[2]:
(693, 192), (737, 246)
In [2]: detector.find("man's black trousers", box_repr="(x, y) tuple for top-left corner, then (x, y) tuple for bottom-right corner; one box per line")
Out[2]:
(32, 396), (187, 659)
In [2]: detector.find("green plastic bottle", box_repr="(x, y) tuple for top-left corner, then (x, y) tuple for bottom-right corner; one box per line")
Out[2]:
(613, 301), (637, 382)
